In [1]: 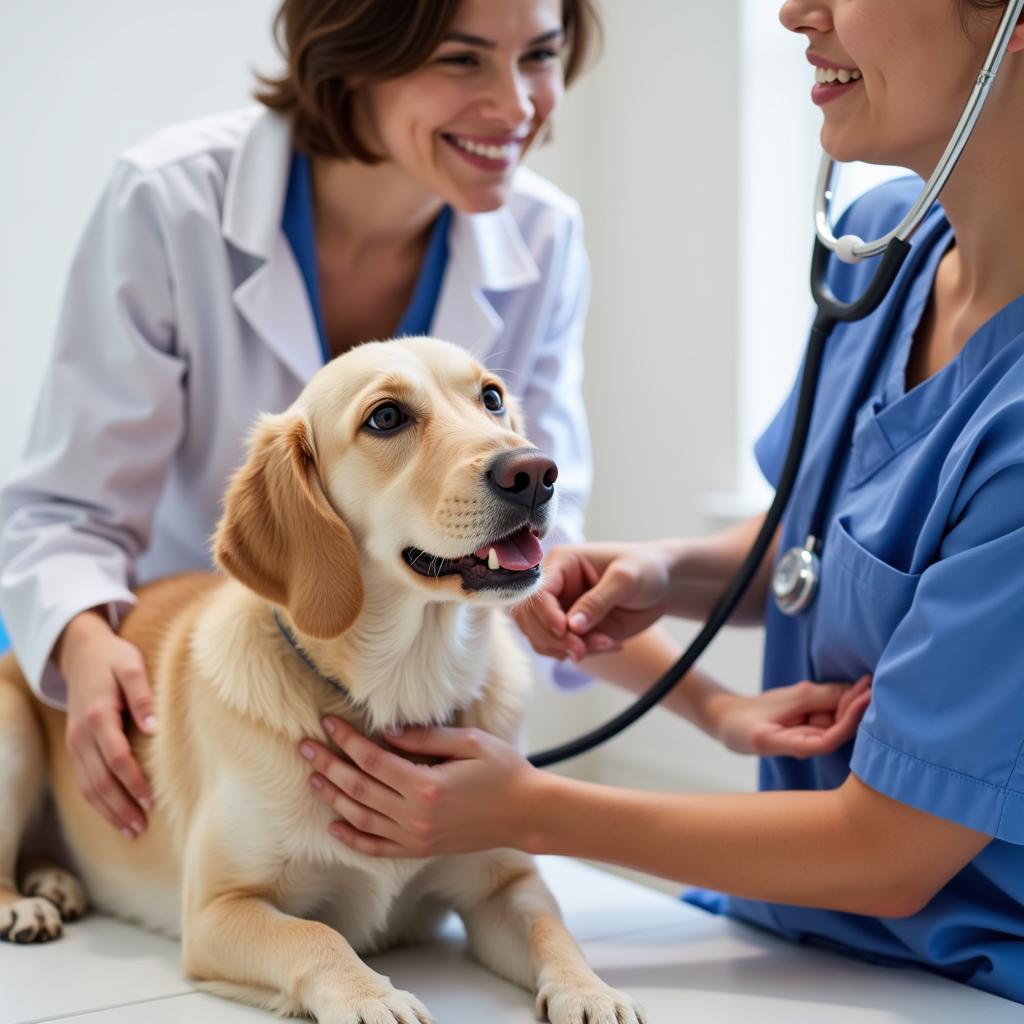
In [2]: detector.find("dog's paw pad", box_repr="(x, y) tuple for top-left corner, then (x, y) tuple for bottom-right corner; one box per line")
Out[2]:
(0, 897), (64, 943)
(22, 867), (88, 922)
(535, 979), (645, 1024)
(323, 986), (434, 1024)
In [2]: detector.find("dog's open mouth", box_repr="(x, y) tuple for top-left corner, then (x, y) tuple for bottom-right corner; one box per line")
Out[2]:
(402, 525), (543, 591)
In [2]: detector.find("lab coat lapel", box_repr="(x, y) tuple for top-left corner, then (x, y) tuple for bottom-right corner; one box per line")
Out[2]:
(433, 204), (540, 360)
(233, 238), (323, 384)
(222, 108), (322, 384)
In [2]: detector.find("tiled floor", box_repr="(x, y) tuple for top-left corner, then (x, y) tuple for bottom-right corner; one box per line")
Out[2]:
(2, 858), (1020, 1023)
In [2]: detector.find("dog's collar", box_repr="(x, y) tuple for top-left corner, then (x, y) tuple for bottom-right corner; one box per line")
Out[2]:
(273, 611), (353, 702)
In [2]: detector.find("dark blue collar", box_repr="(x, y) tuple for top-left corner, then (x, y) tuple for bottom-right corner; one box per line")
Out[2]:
(273, 610), (352, 701)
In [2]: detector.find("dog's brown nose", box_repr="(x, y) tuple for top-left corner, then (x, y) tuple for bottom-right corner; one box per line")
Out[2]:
(486, 449), (558, 513)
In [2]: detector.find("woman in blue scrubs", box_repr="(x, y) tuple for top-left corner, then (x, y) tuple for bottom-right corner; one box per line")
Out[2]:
(295, 0), (1024, 1004)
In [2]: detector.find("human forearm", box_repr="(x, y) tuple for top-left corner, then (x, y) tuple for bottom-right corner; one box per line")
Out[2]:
(580, 626), (730, 734)
(523, 773), (986, 918)
(661, 513), (777, 625)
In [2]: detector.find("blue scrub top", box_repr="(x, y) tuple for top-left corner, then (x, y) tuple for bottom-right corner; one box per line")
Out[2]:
(281, 150), (450, 363)
(688, 178), (1024, 1004)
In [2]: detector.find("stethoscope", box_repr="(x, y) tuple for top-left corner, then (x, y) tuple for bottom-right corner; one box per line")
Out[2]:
(528, 0), (1024, 769)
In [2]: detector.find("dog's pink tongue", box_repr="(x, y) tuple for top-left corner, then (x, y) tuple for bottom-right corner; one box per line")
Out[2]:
(475, 530), (544, 570)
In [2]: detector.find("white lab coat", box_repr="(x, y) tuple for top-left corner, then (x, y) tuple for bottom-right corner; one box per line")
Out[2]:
(0, 107), (592, 706)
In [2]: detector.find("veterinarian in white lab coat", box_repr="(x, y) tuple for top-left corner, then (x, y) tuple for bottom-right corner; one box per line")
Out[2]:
(0, 0), (599, 839)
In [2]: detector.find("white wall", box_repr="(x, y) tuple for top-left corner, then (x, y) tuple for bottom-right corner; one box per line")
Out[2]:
(1, 1), (283, 481)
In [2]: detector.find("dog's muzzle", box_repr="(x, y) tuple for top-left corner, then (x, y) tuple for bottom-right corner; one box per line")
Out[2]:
(402, 449), (558, 593)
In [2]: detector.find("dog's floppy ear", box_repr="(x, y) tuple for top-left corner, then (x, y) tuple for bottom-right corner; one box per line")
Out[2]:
(214, 413), (363, 639)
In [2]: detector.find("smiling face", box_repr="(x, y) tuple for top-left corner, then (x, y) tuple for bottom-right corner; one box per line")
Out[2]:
(779, 0), (1007, 172)
(355, 0), (565, 212)
(305, 337), (558, 604)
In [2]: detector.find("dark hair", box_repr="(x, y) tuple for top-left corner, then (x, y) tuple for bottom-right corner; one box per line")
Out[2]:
(255, 0), (602, 163)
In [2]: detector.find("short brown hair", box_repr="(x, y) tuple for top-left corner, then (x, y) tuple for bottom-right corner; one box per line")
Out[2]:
(255, 0), (602, 162)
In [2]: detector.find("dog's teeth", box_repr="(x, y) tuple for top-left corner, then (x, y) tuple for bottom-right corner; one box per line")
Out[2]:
(487, 547), (500, 571)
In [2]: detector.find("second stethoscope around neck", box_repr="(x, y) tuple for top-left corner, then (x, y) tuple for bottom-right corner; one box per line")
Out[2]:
(528, 0), (1024, 769)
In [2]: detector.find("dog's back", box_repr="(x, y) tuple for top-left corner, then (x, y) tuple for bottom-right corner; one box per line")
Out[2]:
(0, 573), (222, 938)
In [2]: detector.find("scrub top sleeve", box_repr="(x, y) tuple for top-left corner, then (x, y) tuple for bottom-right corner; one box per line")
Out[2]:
(0, 161), (186, 708)
(520, 206), (592, 547)
(851, 461), (1024, 843)
(754, 364), (802, 490)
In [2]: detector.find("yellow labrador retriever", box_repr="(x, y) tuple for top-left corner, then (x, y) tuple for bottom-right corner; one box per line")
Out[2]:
(0, 337), (643, 1024)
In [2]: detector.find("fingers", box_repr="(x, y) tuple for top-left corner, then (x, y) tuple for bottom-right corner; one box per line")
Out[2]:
(764, 690), (873, 759)
(69, 736), (146, 838)
(530, 576), (570, 637)
(310, 771), (403, 845)
(514, 590), (584, 660)
(91, 706), (154, 817)
(836, 675), (872, 716)
(321, 718), (424, 792)
(579, 631), (624, 657)
(376, 724), (487, 761)
(512, 590), (565, 639)
(300, 740), (405, 819)
(567, 562), (640, 636)
(116, 653), (157, 736)
(328, 820), (416, 859)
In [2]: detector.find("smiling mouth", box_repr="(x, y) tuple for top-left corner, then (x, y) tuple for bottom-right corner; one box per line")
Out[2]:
(402, 524), (543, 592)
(814, 66), (862, 86)
(440, 132), (529, 171)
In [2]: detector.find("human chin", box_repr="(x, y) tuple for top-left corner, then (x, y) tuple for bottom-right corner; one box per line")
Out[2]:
(818, 117), (879, 166)
(447, 180), (514, 214)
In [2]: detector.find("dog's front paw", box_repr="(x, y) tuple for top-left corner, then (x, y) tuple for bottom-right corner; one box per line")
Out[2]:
(0, 896), (64, 943)
(22, 866), (88, 922)
(318, 982), (435, 1024)
(536, 976), (646, 1024)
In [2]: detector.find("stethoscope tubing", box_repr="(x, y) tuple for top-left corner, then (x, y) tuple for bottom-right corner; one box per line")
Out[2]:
(528, 240), (909, 769)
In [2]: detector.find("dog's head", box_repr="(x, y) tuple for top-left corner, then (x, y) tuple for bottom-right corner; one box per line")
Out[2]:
(213, 337), (558, 639)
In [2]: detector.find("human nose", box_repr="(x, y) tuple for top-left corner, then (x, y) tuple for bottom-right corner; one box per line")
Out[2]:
(779, 0), (833, 35)
(482, 64), (534, 127)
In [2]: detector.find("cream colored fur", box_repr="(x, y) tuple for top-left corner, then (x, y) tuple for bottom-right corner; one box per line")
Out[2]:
(0, 338), (643, 1024)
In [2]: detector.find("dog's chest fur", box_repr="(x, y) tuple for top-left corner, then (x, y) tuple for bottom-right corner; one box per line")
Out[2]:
(154, 589), (530, 949)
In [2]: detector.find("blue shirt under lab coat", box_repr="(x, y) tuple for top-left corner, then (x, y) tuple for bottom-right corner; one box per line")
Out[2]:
(689, 178), (1024, 1004)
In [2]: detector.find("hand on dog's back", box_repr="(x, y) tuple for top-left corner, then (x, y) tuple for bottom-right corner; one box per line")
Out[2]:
(56, 609), (156, 838)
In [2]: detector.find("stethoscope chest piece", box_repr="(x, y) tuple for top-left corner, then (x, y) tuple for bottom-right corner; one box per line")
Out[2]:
(772, 537), (821, 616)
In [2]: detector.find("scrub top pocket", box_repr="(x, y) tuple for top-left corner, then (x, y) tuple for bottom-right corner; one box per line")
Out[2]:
(810, 515), (922, 681)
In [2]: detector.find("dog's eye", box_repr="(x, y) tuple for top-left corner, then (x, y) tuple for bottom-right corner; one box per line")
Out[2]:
(482, 386), (505, 414)
(365, 402), (409, 433)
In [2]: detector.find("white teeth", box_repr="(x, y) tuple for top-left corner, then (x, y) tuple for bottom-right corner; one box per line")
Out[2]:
(815, 66), (862, 85)
(487, 547), (500, 570)
(450, 135), (517, 160)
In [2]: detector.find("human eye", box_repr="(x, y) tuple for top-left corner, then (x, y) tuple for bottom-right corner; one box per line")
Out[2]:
(522, 47), (560, 64)
(436, 51), (480, 68)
